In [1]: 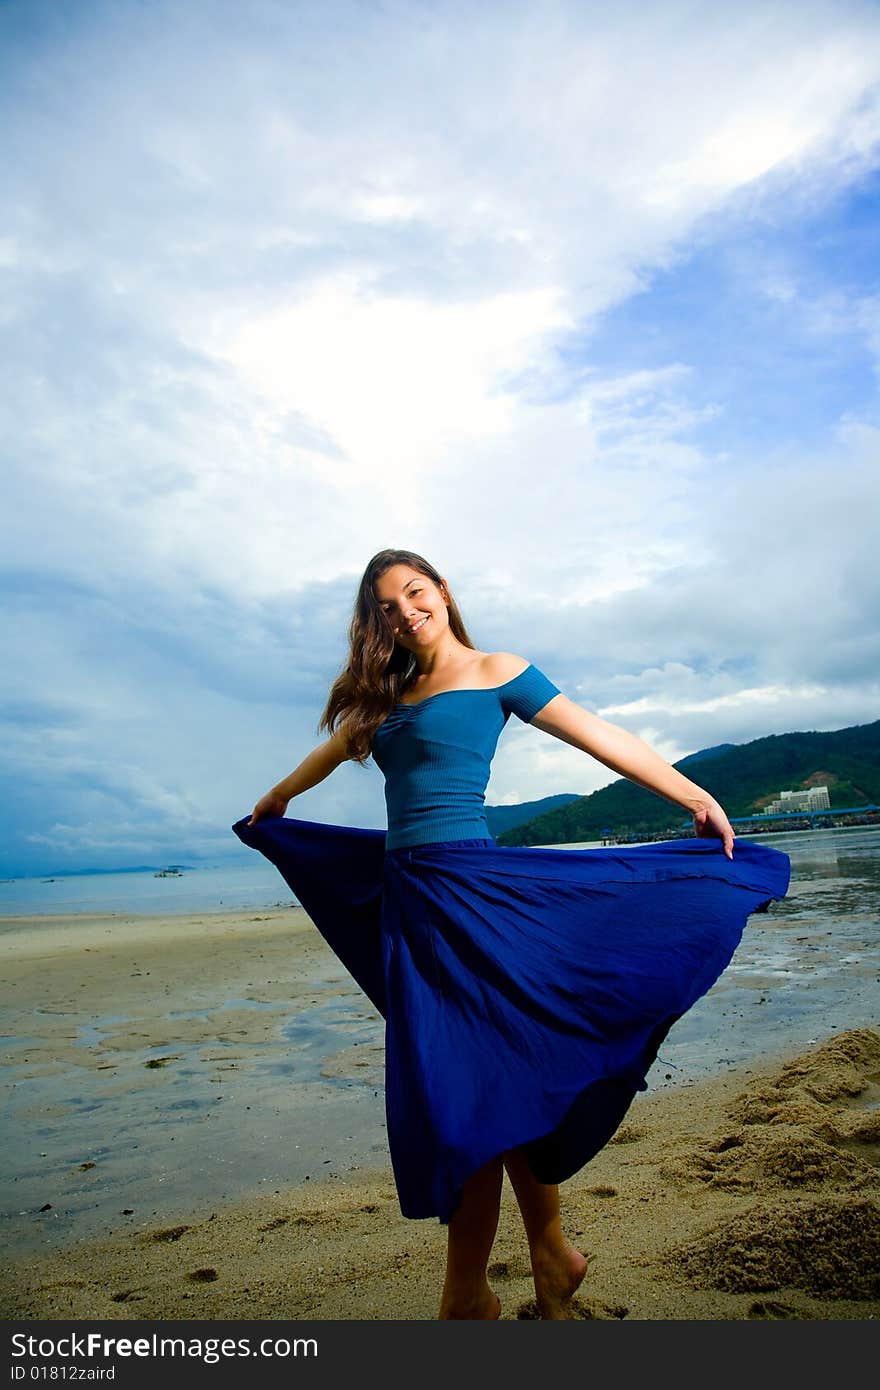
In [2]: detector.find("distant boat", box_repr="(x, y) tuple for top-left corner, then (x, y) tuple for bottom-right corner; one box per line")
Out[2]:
(154, 868), (184, 878)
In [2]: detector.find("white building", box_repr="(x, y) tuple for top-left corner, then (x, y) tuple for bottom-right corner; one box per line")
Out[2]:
(766, 786), (831, 815)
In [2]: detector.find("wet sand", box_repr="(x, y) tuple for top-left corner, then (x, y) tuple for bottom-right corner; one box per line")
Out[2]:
(1, 906), (878, 1320)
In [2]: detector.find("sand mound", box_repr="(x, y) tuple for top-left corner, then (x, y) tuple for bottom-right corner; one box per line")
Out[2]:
(661, 1027), (880, 1192)
(650, 1033), (880, 1307)
(664, 1195), (880, 1299)
(726, 1028), (880, 1124)
(666, 1125), (878, 1192)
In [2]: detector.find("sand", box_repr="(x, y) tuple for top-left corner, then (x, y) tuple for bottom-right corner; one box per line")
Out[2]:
(1, 907), (878, 1321)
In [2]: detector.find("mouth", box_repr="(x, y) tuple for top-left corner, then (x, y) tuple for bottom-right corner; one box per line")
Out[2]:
(406, 616), (430, 634)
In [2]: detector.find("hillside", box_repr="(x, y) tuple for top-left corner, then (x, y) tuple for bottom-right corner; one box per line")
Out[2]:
(497, 720), (880, 847)
(485, 793), (581, 836)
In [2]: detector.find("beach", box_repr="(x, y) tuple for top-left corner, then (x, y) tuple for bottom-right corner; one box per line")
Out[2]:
(1, 847), (879, 1321)
(3, 1032), (879, 1322)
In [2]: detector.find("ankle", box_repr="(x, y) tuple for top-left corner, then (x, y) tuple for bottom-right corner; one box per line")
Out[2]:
(439, 1281), (501, 1320)
(442, 1271), (489, 1299)
(528, 1222), (567, 1258)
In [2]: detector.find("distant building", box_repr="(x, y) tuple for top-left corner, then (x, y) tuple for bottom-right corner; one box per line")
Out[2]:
(765, 786), (831, 815)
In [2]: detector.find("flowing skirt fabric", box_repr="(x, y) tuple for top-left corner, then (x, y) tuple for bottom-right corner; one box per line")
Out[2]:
(232, 816), (790, 1224)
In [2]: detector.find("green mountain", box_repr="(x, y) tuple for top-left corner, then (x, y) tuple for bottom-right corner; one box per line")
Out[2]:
(485, 793), (581, 836)
(497, 720), (880, 847)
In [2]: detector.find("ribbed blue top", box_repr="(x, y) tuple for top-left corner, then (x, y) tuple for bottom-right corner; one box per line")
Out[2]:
(370, 663), (561, 850)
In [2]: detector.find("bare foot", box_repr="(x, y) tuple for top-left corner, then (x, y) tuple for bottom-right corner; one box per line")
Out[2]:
(438, 1286), (502, 1320)
(531, 1239), (589, 1320)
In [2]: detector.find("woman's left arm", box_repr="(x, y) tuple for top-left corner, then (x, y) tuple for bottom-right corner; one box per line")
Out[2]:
(531, 695), (736, 859)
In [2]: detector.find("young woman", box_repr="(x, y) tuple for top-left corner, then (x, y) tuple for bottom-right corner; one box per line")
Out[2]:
(235, 547), (790, 1319)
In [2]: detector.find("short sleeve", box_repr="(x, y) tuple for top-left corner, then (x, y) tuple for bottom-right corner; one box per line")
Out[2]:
(499, 664), (561, 723)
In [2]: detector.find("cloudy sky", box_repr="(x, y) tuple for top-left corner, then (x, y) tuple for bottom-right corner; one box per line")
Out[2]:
(3, 0), (879, 874)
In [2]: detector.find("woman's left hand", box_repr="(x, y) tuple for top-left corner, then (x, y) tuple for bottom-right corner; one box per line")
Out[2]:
(693, 800), (736, 860)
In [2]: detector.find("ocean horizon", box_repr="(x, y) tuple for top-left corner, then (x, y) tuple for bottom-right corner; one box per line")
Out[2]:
(2, 823), (875, 917)
(0, 857), (296, 917)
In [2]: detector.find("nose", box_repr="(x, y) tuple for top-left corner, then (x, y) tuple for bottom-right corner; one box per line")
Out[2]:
(400, 604), (421, 629)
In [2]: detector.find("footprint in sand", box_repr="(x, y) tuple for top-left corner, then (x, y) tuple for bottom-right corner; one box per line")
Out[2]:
(608, 1124), (648, 1145)
(747, 1299), (810, 1319)
(487, 1257), (534, 1280)
(515, 1296), (628, 1320)
(141, 1224), (191, 1243)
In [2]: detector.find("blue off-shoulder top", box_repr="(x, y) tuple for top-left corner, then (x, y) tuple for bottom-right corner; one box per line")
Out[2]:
(371, 663), (561, 850)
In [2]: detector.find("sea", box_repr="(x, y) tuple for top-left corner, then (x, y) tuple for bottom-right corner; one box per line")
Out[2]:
(1, 823), (878, 918)
(0, 857), (297, 917)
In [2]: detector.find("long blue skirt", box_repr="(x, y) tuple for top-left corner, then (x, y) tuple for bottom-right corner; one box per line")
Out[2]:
(232, 816), (790, 1224)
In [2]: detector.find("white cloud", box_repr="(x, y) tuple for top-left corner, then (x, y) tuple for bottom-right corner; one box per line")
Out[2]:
(599, 683), (826, 719)
(3, 0), (880, 868)
(213, 278), (570, 482)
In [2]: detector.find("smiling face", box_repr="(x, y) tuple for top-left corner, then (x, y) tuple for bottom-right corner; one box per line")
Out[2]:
(373, 563), (450, 651)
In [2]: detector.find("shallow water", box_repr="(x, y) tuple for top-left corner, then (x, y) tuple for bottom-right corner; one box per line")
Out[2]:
(643, 826), (879, 1088)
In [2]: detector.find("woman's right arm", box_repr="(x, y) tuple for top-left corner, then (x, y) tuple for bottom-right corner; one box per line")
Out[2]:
(247, 729), (351, 826)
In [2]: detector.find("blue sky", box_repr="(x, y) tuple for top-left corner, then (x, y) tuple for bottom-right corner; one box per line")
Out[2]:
(2, 0), (879, 874)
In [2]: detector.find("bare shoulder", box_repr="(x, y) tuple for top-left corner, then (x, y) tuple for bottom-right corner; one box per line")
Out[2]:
(478, 651), (531, 685)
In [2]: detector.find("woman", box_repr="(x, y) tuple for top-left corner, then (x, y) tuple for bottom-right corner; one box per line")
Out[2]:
(234, 547), (790, 1320)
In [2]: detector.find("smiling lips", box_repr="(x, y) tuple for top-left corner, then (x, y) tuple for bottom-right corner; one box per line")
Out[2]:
(407, 617), (429, 633)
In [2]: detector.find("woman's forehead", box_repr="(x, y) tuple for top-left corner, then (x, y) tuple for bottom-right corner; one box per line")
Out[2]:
(374, 565), (428, 594)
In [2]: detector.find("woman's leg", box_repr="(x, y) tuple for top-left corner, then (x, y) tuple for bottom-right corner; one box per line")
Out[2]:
(438, 1155), (504, 1319)
(502, 1146), (589, 1319)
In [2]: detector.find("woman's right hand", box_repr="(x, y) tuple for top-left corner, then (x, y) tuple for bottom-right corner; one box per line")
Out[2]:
(692, 798), (736, 860)
(247, 789), (290, 827)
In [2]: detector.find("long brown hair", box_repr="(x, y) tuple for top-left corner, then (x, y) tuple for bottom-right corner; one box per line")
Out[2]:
(319, 548), (476, 763)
